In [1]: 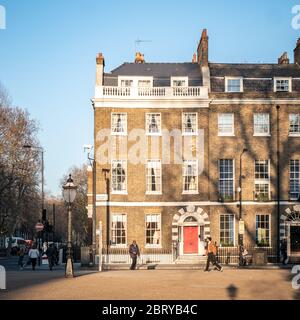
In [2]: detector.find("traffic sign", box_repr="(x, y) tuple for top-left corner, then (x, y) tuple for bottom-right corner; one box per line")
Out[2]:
(239, 220), (245, 235)
(35, 222), (44, 232)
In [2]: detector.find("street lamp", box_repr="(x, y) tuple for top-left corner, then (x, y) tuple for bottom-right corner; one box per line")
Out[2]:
(238, 148), (248, 263)
(62, 174), (77, 278)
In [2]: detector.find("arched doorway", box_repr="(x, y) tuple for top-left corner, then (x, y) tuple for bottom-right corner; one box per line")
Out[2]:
(172, 206), (210, 257)
(281, 205), (300, 259)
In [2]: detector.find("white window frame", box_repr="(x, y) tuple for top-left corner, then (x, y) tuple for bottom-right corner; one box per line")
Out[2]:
(290, 159), (300, 200)
(118, 76), (153, 87)
(182, 112), (198, 136)
(111, 160), (127, 194)
(182, 160), (198, 194)
(254, 160), (270, 201)
(146, 160), (162, 195)
(274, 77), (292, 92)
(171, 76), (188, 87)
(253, 113), (270, 136)
(225, 77), (243, 93)
(218, 113), (235, 136)
(145, 213), (162, 248)
(218, 159), (235, 200)
(289, 114), (300, 136)
(255, 214), (271, 247)
(145, 113), (162, 136)
(219, 213), (235, 247)
(111, 113), (127, 136)
(110, 213), (127, 247)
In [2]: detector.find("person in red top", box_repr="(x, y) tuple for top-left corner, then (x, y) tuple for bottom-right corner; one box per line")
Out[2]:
(204, 237), (223, 272)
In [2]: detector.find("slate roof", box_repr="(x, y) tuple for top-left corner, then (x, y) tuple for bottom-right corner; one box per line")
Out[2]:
(104, 63), (202, 87)
(209, 63), (300, 78)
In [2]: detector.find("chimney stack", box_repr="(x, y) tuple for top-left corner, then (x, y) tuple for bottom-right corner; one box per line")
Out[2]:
(192, 53), (197, 63)
(96, 53), (105, 86)
(294, 38), (300, 65)
(197, 29), (209, 66)
(135, 52), (145, 64)
(278, 52), (289, 65)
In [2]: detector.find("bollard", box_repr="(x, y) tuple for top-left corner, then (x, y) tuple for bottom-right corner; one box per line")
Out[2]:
(0, 265), (6, 290)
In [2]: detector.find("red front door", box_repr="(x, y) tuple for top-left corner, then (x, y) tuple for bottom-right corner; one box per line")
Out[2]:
(183, 226), (198, 254)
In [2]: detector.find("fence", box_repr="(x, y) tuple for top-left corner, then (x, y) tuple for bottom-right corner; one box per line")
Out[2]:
(96, 246), (173, 264)
(217, 243), (278, 265)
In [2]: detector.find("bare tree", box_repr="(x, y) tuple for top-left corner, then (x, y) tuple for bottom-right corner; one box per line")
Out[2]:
(0, 83), (41, 239)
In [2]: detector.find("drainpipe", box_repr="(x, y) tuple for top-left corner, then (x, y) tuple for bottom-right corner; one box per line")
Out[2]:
(276, 105), (281, 262)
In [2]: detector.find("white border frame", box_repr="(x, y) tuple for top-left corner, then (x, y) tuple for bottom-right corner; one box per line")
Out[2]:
(145, 159), (162, 195)
(182, 112), (198, 136)
(253, 113), (270, 137)
(288, 113), (300, 137)
(111, 112), (128, 136)
(110, 213), (128, 248)
(144, 213), (162, 248)
(273, 77), (292, 93)
(255, 213), (271, 247)
(145, 113), (162, 136)
(254, 159), (270, 201)
(171, 76), (188, 87)
(225, 77), (243, 93)
(111, 159), (128, 195)
(218, 113), (235, 136)
(219, 213), (236, 247)
(182, 160), (199, 194)
(118, 76), (153, 88)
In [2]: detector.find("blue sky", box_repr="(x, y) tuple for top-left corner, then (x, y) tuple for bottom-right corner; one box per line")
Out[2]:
(0, 0), (299, 195)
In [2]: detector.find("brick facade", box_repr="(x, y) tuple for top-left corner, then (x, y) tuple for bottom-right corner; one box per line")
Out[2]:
(88, 30), (300, 263)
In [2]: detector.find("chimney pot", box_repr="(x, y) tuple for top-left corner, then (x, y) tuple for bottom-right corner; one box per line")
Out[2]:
(135, 52), (145, 64)
(278, 52), (289, 65)
(96, 53), (105, 66)
(294, 38), (300, 64)
(192, 53), (197, 63)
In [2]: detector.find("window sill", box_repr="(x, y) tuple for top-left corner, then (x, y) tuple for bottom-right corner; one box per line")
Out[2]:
(146, 133), (162, 136)
(182, 191), (199, 195)
(182, 132), (198, 136)
(145, 245), (162, 249)
(218, 133), (235, 137)
(111, 133), (128, 136)
(111, 191), (128, 195)
(146, 192), (162, 195)
(225, 91), (243, 93)
(110, 244), (127, 248)
(289, 133), (300, 137)
(253, 134), (271, 137)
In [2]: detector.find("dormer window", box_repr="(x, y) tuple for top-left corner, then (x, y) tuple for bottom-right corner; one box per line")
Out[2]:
(225, 77), (243, 92)
(274, 78), (292, 92)
(171, 77), (188, 87)
(138, 80), (151, 87)
(120, 79), (133, 87)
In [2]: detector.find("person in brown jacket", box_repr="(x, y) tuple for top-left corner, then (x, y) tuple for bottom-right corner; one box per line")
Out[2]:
(204, 237), (223, 272)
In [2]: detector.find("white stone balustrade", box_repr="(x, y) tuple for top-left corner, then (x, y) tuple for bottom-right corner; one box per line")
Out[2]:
(95, 86), (208, 100)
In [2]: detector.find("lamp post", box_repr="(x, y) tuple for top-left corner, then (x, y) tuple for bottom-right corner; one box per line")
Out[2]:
(238, 148), (248, 263)
(23, 144), (44, 260)
(62, 174), (77, 278)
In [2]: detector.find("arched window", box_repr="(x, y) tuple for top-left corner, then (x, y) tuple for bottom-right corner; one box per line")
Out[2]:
(184, 216), (197, 223)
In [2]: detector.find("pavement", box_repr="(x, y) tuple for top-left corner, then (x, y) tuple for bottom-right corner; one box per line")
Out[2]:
(0, 257), (299, 300)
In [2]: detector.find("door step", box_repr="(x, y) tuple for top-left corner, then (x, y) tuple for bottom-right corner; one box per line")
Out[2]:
(175, 255), (207, 264)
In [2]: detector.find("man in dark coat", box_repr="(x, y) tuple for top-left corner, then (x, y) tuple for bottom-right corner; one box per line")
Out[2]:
(46, 244), (56, 270)
(129, 240), (140, 270)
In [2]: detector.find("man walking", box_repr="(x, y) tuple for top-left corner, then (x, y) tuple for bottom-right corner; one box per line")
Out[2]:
(46, 244), (56, 270)
(204, 237), (223, 272)
(129, 240), (140, 270)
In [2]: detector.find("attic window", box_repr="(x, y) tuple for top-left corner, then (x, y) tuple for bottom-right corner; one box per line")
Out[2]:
(171, 77), (188, 87)
(225, 77), (243, 93)
(274, 78), (291, 92)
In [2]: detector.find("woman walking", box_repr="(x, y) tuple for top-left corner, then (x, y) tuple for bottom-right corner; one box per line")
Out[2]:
(28, 245), (39, 271)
